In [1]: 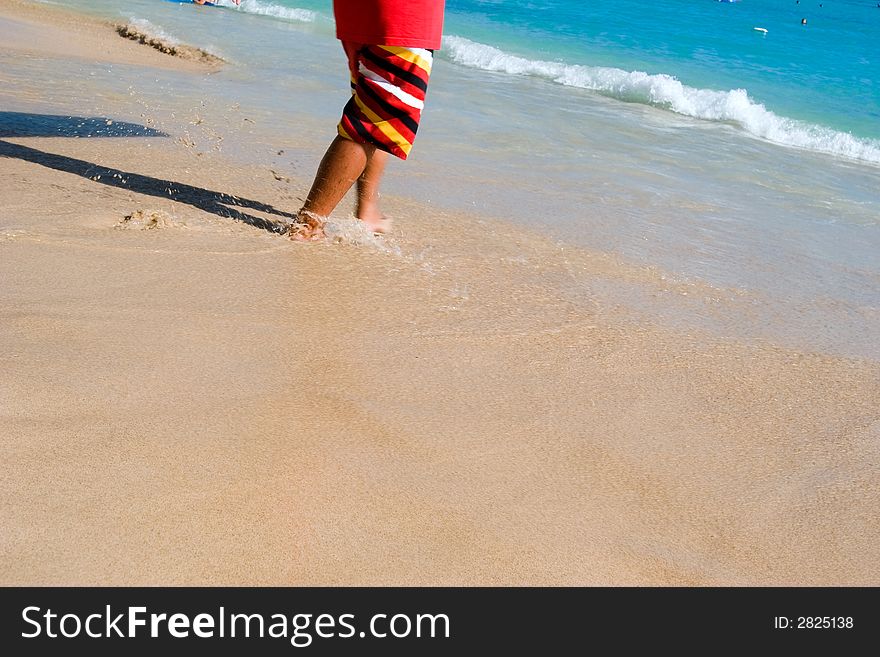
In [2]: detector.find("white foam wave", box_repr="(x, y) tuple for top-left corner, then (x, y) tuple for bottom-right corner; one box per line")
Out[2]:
(127, 17), (181, 45)
(219, 0), (316, 23)
(126, 16), (226, 59)
(443, 36), (880, 165)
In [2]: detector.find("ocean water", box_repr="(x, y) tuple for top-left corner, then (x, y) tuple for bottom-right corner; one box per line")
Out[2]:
(10, 0), (880, 357)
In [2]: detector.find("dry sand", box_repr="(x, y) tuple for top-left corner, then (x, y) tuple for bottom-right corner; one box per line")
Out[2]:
(1, 0), (878, 585)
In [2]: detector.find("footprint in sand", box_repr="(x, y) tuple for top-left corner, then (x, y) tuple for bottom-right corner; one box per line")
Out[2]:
(117, 209), (183, 230)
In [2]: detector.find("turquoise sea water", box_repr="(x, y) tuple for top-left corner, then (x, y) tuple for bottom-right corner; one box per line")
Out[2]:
(44, 0), (880, 161)
(242, 0), (880, 155)
(440, 0), (880, 144)
(7, 0), (880, 357)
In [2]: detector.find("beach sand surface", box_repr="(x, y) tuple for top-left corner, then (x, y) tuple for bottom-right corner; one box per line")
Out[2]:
(0, 0), (219, 70)
(1, 0), (878, 585)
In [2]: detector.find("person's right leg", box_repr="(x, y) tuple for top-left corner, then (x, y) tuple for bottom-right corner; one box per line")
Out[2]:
(292, 135), (376, 240)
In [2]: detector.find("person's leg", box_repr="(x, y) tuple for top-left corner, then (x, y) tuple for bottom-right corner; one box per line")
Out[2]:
(292, 135), (376, 240)
(355, 149), (391, 233)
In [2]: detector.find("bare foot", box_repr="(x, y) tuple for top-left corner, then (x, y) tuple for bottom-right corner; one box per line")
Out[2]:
(357, 205), (393, 234)
(288, 210), (325, 242)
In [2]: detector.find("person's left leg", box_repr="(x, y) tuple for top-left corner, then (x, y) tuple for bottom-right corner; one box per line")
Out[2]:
(355, 149), (391, 233)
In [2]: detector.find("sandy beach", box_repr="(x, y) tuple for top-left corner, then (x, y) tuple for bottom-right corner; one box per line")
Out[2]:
(1, 0), (878, 586)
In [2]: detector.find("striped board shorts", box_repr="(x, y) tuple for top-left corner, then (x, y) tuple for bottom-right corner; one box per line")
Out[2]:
(337, 42), (433, 161)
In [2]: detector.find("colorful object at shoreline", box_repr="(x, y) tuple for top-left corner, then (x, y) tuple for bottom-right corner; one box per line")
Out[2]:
(163, 0), (216, 6)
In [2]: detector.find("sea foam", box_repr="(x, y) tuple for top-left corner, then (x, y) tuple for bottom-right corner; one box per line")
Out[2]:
(443, 36), (880, 165)
(220, 0), (316, 23)
(126, 17), (181, 45)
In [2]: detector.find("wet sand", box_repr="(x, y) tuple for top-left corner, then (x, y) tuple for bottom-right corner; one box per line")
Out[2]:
(0, 0), (221, 70)
(1, 0), (878, 585)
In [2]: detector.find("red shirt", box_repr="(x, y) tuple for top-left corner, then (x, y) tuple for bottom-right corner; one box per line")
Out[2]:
(334, 0), (445, 50)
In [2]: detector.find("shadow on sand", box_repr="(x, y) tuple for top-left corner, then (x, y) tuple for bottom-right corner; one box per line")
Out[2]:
(0, 112), (169, 139)
(0, 112), (295, 233)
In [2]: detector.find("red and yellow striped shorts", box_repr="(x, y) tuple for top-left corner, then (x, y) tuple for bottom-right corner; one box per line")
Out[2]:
(337, 42), (434, 161)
